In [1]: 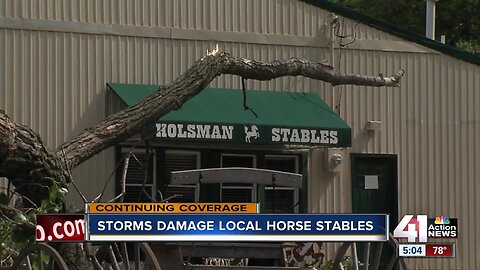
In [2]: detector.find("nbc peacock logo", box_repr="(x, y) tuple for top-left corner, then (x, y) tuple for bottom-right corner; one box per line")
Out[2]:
(434, 216), (450, 225)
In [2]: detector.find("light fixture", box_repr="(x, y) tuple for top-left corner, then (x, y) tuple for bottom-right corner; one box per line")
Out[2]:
(365, 120), (381, 132)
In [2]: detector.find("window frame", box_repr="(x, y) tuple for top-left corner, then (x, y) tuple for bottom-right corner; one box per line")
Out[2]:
(220, 153), (257, 203)
(264, 154), (300, 213)
(164, 150), (201, 203)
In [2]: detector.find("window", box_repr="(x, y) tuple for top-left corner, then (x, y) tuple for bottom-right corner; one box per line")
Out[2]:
(220, 154), (256, 203)
(121, 148), (155, 202)
(118, 148), (303, 211)
(163, 151), (200, 203)
(263, 155), (299, 213)
(264, 188), (296, 213)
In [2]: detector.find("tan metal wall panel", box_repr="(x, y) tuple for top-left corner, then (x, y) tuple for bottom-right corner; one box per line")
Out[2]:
(329, 48), (480, 269)
(307, 147), (351, 259)
(1, 0), (402, 41)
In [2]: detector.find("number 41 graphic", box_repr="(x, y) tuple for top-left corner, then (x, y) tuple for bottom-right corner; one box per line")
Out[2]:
(393, 215), (428, 243)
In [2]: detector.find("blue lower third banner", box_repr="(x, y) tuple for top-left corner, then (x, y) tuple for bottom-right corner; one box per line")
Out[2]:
(87, 214), (388, 242)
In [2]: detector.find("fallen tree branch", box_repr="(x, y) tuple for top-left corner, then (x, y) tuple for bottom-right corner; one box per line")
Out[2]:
(0, 49), (405, 204)
(0, 111), (69, 205)
(0, 187), (38, 208)
(0, 204), (36, 232)
(57, 51), (405, 169)
(61, 149), (87, 204)
(108, 152), (130, 203)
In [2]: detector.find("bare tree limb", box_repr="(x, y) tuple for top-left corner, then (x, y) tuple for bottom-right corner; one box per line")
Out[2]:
(0, 204), (36, 232)
(108, 152), (130, 203)
(61, 149), (87, 204)
(159, 194), (182, 203)
(92, 147), (136, 203)
(57, 51), (404, 170)
(83, 243), (104, 270)
(0, 187), (38, 208)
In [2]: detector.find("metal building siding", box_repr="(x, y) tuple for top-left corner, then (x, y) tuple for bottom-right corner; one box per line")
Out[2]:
(303, 44), (480, 269)
(1, 0), (401, 41)
(333, 48), (480, 269)
(307, 147), (351, 259)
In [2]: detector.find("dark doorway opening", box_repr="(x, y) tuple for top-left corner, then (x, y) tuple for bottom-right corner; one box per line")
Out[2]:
(351, 153), (398, 269)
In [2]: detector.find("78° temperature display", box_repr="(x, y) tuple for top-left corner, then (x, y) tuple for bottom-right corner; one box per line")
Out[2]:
(425, 243), (455, 257)
(398, 243), (455, 258)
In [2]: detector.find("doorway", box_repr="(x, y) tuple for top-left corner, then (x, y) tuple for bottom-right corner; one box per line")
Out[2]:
(351, 153), (398, 268)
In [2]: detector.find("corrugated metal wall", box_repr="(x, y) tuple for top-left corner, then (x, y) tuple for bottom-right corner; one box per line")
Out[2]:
(1, 0), (479, 268)
(1, 0), (401, 41)
(332, 48), (480, 269)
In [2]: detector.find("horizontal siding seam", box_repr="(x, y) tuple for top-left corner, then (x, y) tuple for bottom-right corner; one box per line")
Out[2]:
(0, 17), (435, 53)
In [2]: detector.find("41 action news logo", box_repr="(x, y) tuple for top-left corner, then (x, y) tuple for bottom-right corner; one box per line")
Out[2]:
(393, 215), (458, 242)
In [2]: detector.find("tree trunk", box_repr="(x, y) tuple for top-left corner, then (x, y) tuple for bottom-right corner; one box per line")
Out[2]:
(0, 112), (69, 206)
(0, 50), (405, 204)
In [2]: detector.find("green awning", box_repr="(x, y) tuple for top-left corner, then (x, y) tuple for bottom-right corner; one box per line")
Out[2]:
(107, 83), (351, 147)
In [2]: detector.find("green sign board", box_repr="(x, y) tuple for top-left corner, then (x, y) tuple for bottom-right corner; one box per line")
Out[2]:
(153, 122), (351, 147)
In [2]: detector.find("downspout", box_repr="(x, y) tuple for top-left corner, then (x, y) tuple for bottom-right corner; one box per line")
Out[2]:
(328, 14), (338, 112)
(331, 24), (336, 112)
(330, 18), (335, 69)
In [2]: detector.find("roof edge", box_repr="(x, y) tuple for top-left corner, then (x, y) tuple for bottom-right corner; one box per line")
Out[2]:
(106, 82), (128, 106)
(303, 0), (480, 66)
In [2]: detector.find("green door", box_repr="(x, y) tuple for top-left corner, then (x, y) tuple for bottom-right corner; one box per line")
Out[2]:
(351, 154), (398, 269)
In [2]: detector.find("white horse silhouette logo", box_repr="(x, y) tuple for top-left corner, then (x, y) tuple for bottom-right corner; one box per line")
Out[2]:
(244, 125), (259, 143)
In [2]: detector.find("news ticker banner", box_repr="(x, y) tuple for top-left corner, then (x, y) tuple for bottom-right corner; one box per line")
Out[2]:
(398, 243), (456, 258)
(36, 203), (388, 242)
(86, 213), (388, 241)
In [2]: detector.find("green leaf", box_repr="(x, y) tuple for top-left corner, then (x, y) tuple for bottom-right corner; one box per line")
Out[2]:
(14, 213), (27, 223)
(42, 252), (51, 265)
(49, 185), (58, 201)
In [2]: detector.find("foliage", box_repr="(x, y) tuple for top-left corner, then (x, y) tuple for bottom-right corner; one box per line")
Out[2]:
(456, 40), (480, 55)
(39, 182), (69, 213)
(332, 0), (480, 55)
(332, 0), (424, 34)
(0, 181), (68, 267)
(317, 256), (355, 270)
(0, 218), (24, 266)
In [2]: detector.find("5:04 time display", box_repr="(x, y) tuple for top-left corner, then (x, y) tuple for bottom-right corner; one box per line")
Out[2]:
(398, 244), (426, 257)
